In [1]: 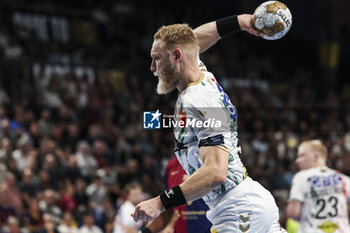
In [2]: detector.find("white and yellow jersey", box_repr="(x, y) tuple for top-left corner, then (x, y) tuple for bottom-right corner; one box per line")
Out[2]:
(289, 166), (350, 233)
(173, 61), (247, 205)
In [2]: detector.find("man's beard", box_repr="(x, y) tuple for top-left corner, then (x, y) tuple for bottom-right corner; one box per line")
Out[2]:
(156, 62), (181, 95)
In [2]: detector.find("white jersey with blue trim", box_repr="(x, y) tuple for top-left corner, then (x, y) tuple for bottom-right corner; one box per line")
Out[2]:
(289, 166), (350, 233)
(173, 61), (247, 204)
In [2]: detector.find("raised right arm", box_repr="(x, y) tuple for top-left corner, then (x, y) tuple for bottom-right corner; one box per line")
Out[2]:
(194, 14), (263, 54)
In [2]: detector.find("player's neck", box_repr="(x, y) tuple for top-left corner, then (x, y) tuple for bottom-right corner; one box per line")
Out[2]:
(314, 161), (326, 168)
(177, 66), (202, 92)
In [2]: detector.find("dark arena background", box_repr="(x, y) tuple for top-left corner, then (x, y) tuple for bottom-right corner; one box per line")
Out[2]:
(0, 0), (349, 232)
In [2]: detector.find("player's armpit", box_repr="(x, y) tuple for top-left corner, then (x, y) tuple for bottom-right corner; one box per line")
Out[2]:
(286, 200), (303, 221)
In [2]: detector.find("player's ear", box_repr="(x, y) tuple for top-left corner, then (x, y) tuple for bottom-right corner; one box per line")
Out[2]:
(172, 48), (182, 61)
(313, 152), (320, 164)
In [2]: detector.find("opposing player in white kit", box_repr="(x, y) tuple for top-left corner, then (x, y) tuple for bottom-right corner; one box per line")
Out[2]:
(287, 140), (350, 233)
(132, 14), (286, 232)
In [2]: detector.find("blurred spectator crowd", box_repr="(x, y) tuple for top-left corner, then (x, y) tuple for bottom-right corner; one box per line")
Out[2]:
(0, 0), (350, 232)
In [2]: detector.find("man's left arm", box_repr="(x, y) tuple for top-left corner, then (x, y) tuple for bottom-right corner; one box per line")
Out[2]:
(132, 146), (228, 222)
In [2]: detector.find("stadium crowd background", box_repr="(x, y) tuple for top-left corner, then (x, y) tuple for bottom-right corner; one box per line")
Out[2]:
(0, 0), (350, 232)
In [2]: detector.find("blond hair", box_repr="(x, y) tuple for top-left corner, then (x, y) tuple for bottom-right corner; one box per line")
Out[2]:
(154, 24), (199, 54)
(299, 139), (327, 159)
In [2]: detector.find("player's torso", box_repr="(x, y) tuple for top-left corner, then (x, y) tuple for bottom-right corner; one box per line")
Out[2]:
(299, 167), (350, 233)
(173, 70), (247, 204)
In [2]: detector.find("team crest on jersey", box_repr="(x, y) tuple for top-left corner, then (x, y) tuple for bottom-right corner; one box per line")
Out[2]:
(317, 221), (338, 233)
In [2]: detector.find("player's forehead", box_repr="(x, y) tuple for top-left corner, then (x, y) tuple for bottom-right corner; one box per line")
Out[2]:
(150, 40), (166, 56)
(297, 144), (311, 156)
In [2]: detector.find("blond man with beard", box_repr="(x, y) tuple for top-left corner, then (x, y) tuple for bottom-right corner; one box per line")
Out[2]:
(133, 14), (286, 233)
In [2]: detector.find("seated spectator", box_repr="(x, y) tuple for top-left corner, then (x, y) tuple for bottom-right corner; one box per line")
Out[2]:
(42, 154), (65, 190)
(0, 190), (16, 229)
(42, 75), (63, 109)
(79, 213), (102, 233)
(91, 198), (115, 231)
(91, 140), (112, 168)
(75, 141), (97, 179)
(64, 124), (80, 152)
(39, 214), (59, 233)
(86, 175), (107, 208)
(1, 172), (23, 215)
(28, 123), (42, 149)
(0, 137), (12, 164)
(37, 170), (54, 192)
(39, 190), (62, 225)
(2, 216), (24, 233)
(12, 134), (33, 172)
(37, 110), (52, 137)
(57, 212), (79, 233)
(23, 198), (44, 233)
(0, 120), (16, 148)
(0, 163), (6, 185)
(59, 181), (77, 213)
(63, 155), (82, 184)
(19, 168), (38, 206)
(73, 178), (89, 213)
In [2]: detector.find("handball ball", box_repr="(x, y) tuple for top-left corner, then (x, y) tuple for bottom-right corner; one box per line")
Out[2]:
(254, 1), (292, 40)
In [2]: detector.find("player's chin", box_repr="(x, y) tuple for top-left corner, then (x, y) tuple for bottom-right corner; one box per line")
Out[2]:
(157, 83), (176, 95)
(157, 87), (173, 95)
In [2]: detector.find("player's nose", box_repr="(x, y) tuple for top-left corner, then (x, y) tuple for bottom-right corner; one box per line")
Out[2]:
(150, 60), (156, 72)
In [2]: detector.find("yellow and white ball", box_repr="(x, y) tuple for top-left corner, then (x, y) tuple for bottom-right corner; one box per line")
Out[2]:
(254, 1), (292, 40)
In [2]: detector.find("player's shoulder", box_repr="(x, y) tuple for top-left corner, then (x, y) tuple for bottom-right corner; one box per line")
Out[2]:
(294, 166), (343, 179)
(293, 167), (320, 180)
(292, 170), (308, 182)
(294, 168), (314, 176)
(178, 73), (220, 108)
